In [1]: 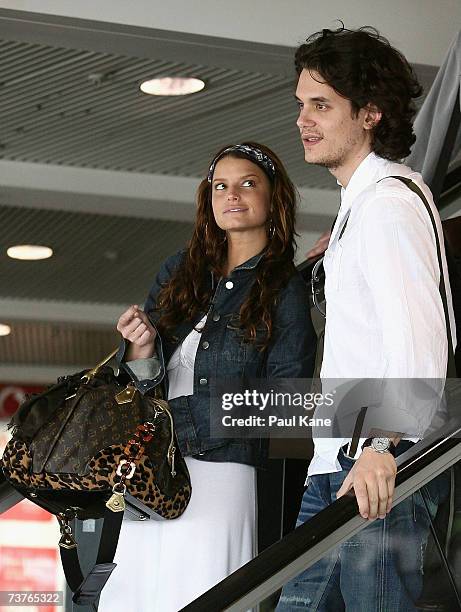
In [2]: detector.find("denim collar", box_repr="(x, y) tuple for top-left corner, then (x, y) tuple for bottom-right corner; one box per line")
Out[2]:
(209, 250), (266, 289)
(233, 249), (266, 271)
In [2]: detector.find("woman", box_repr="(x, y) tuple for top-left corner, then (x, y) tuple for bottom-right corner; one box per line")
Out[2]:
(99, 142), (317, 611)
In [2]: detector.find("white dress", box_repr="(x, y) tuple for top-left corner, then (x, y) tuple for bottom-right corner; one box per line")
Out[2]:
(99, 317), (258, 612)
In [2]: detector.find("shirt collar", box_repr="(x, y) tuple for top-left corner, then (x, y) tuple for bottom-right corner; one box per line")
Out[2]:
(338, 152), (395, 213)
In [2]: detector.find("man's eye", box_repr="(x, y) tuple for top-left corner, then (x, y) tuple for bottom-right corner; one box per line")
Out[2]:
(242, 180), (255, 187)
(214, 183), (225, 190)
(316, 104), (327, 110)
(296, 101), (304, 109)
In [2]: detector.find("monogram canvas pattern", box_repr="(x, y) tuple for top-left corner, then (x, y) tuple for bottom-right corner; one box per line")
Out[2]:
(1, 367), (191, 520)
(2, 440), (191, 519)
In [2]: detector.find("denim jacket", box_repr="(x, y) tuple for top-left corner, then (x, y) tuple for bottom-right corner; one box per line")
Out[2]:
(119, 249), (317, 468)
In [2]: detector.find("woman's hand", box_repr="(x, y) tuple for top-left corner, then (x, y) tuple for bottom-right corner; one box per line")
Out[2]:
(117, 305), (157, 360)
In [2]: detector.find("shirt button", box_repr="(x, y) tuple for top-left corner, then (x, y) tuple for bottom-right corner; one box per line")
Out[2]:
(199, 378), (208, 385)
(202, 341), (209, 350)
(212, 313), (221, 322)
(225, 281), (234, 289)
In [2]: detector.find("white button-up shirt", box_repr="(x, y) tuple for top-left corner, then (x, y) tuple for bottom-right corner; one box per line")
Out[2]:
(309, 152), (457, 476)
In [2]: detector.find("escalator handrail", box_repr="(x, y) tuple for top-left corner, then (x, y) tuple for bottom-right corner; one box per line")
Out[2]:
(181, 420), (461, 612)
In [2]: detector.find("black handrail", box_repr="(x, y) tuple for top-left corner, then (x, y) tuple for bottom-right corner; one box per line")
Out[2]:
(181, 422), (461, 612)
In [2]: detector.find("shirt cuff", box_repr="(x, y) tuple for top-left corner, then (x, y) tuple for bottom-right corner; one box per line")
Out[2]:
(125, 355), (161, 382)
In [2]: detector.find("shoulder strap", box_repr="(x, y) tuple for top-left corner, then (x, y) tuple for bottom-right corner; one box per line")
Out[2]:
(381, 176), (456, 378)
(337, 210), (351, 241)
(60, 504), (123, 607)
(329, 209), (351, 242)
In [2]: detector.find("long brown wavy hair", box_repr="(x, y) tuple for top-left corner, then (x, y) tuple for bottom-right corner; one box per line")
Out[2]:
(154, 142), (299, 350)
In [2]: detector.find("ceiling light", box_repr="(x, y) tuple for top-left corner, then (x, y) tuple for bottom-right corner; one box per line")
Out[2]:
(0, 324), (11, 336)
(140, 77), (205, 96)
(7, 245), (53, 260)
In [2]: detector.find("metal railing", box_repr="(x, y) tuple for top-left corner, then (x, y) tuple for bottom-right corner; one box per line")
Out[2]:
(181, 421), (461, 612)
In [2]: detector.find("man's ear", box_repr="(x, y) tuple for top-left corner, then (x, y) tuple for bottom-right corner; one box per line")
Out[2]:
(363, 104), (382, 131)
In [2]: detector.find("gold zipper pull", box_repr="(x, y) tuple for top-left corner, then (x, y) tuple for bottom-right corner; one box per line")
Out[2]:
(161, 403), (177, 475)
(115, 383), (136, 405)
(168, 446), (177, 477)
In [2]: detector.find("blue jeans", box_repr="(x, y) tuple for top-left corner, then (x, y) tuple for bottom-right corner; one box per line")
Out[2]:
(276, 444), (449, 611)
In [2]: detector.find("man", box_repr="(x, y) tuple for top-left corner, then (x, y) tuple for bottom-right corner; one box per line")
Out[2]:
(277, 26), (456, 611)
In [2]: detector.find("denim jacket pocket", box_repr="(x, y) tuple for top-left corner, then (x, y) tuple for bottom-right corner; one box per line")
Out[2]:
(224, 314), (248, 362)
(225, 316), (268, 369)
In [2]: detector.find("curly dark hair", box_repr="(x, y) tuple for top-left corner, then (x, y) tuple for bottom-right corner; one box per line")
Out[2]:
(154, 142), (298, 350)
(295, 25), (423, 160)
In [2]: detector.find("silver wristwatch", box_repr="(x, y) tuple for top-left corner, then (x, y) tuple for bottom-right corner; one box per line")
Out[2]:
(362, 437), (397, 456)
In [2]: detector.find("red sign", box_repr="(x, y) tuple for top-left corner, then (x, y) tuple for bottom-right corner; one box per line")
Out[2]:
(0, 384), (48, 523)
(0, 385), (45, 419)
(0, 546), (59, 612)
(1, 499), (52, 523)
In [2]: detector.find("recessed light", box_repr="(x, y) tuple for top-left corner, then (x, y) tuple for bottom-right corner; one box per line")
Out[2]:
(7, 245), (53, 260)
(0, 324), (11, 336)
(140, 77), (205, 96)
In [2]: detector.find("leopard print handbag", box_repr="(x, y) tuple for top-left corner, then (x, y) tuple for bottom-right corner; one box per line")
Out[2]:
(0, 349), (192, 605)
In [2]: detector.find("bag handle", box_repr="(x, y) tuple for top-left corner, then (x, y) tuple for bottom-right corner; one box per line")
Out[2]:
(81, 348), (119, 383)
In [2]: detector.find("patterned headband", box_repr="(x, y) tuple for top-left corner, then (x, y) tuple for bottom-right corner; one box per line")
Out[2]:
(207, 144), (276, 183)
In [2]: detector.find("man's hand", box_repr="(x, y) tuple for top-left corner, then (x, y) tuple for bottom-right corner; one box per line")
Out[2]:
(336, 448), (397, 520)
(306, 229), (331, 260)
(117, 304), (157, 360)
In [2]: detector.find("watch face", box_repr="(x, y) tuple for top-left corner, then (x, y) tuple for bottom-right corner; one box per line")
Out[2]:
(372, 437), (390, 452)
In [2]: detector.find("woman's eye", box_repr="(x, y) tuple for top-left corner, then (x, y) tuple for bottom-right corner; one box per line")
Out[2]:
(242, 180), (255, 187)
(214, 183), (225, 190)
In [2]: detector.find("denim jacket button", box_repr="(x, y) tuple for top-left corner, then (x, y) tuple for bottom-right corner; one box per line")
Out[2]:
(225, 281), (234, 289)
(199, 378), (208, 385)
(212, 313), (221, 322)
(202, 341), (210, 350)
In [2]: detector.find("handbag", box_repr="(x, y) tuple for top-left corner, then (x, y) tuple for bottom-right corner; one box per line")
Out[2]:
(0, 346), (192, 607)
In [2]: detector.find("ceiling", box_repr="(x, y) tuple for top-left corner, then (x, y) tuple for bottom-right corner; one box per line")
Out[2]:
(0, 6), (457, 382)
(0, 39), (324, 183)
